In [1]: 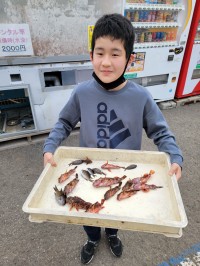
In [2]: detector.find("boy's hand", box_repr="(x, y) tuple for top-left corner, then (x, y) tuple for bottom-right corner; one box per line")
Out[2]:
(43, 152), (57, 167)
(169, 163), (182, 181)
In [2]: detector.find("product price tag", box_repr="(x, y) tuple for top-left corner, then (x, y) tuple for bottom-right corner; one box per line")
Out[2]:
(0, 24), (34, 57)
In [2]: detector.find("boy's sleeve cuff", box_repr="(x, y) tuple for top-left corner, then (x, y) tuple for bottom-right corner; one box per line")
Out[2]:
(170, 154), (183, 168)
(43, 145), (57, 155)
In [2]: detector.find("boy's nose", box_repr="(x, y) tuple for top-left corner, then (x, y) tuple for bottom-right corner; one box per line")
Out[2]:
(102, 55), (111, 66)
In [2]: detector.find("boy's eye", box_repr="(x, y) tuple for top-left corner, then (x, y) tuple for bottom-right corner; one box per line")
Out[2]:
(113, 54), (119, 57)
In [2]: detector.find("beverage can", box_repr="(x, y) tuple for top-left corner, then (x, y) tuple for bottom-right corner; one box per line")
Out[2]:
(144, 32), (149, 42)
(139, 11), (145, 22)
(134, 11), (139, 22)
(162, 32), (167, 41)
(148, 32), (153, 42)
(152, 32), (157, 41)
(151, 11), (156, 22)
(140, 32), (145, 43)
(147, 11), (152, 22)
(144, 11), (149, 22)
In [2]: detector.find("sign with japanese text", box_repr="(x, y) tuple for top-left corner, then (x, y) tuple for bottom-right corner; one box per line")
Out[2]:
(88, 25), (94, 51)
(0, 24), (34, 57)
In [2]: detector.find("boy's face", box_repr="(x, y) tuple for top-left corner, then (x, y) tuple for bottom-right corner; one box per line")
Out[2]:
(90, 37), (128, 85)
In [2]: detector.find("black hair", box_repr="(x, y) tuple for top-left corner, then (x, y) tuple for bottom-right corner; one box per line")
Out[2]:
(91, 13), (135, 60)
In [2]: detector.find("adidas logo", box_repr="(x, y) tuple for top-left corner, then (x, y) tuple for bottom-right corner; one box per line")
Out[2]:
(97, 102), (131, 148)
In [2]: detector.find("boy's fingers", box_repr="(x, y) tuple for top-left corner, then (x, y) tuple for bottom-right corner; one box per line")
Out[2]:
(51, 160), (57, 167)
(169, 163), (182, 181)
(44, 155), (57, 167)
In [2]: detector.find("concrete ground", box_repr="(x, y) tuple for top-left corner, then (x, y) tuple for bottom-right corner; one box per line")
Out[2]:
(0, 102), (200, 266)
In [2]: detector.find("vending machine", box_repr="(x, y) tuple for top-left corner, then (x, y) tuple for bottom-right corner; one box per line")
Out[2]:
(123, 0), (196, 102)
(175, 0), (200, 98)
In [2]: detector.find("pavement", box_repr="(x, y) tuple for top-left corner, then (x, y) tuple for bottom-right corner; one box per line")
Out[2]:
(0, 102), (200, 266)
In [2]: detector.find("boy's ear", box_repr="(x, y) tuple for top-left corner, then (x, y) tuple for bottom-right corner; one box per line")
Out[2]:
(90, 51), (93, 61)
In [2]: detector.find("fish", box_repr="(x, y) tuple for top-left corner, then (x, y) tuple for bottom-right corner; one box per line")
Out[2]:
(58, 166), (77, 183)
(68, 159), (83, 166)
(104, 182), (122, 200)
(133, 183), (163, 192)
(124, 164), (137, 171)
(65, 196), (92, 211)
(81, 170), (94, 182)
(117, 189), (137, 201)
(87, 168), (96, 177)
(140, 170), (155, 184)
(121, 179), (134, 191)
(91, 168), (106, 176)
(53, 186), (66, 206)
(83, 157), (93, 164)
(68, 157), (92, 166)
(93, 175), (127, 187)
(131, 170), (155, 185)
(101, 161), (125, 172)
(86, 199), (105, 213)
(63, 174), (79, 195)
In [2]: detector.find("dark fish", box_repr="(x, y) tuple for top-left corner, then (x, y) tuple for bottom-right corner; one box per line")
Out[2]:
(68, 157), (92, 166)
(81, 170), (93, 182)
(91, 168), (106, 176)
(83, 157), (92, 164)
(124, 164), (137, 171)
(53, 186), (66, 206)
(87, 168), (96, 177)
(69, 159), (83, 166)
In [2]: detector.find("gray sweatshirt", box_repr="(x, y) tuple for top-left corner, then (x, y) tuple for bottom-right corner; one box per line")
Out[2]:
(43, 79), (183, 166)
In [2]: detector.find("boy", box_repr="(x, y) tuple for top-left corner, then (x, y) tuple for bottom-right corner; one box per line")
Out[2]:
(43, 14), (183, 264)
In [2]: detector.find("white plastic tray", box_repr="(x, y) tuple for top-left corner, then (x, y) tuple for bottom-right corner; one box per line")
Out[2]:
(22, 147), (188, 238)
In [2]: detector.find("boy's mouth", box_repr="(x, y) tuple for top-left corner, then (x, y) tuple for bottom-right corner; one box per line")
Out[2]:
(101, 70), (112, 75)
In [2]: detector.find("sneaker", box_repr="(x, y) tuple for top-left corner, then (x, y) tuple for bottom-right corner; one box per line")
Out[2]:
(106, 234), (123, 257)
(81, 240), (99, 264)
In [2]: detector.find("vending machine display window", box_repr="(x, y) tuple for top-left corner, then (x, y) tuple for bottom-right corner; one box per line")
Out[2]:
(175, 1), (200, 98)
(0, 85), (36, 139)
(123, 0), (195, 101)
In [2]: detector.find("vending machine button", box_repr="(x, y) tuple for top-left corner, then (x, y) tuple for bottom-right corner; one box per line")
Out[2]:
(168, 55), (174, 61)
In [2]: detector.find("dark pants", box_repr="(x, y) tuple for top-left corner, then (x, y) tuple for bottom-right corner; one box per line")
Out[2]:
(83, 225), (118, 241)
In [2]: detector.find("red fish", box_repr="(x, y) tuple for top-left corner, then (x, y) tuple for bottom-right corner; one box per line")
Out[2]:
(133, 183), (162, 192)
(58, 166), (77, 183)
(117, 190), (137, 201)
(121, 179), (134, 191)
(101, 161), (125, 172)
(93, 175), (127, 187)
(86, 199), (105, 213)
(66, 196), (92, 211)
(131, 170), (155, 185)
(63, 174), (79, 195)
(104, 182), (122, 200)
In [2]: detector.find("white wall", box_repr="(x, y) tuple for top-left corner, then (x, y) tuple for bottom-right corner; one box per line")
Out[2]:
(0, 0), (122, 56)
